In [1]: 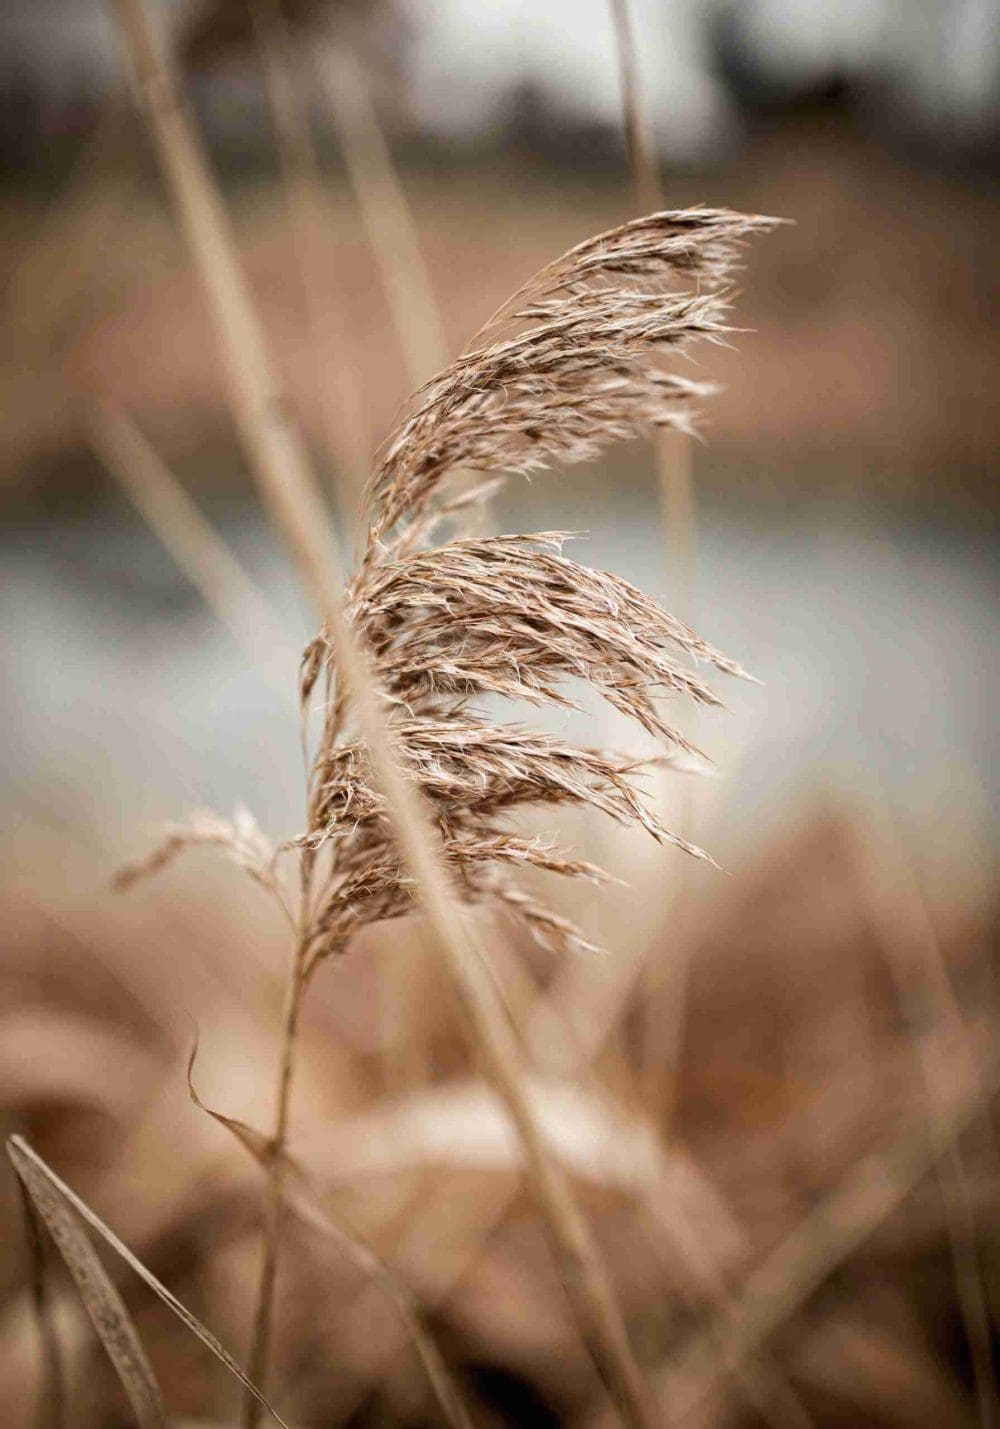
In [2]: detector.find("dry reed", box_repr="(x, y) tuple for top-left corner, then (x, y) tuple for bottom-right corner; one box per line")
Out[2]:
(247, 0), (458, 1087)
(315, 44), (449, 393)
(608, 0), (704, 1114)
(304, 207), (773, 967)
(248, 0), (372, 503)
(109, 5), (781, 1426)
(845, 811), (998, 1423)
(634, 1061), (997, 1429)
(110, 3), (777, 1424)
(84, 402), (298, 695)
(289, 207), (774, 1426)
(8, 1134), (291, 1427)
(5, 25), (995, 1420)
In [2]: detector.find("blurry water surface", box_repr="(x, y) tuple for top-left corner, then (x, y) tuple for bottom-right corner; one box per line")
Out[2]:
(3, 474), (996, 897)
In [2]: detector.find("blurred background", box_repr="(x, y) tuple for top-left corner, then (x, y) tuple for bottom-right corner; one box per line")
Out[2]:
(1, 1), (998, 1426)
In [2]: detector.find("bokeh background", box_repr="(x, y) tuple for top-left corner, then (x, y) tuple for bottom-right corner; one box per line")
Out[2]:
(1, 2), (998, 1426)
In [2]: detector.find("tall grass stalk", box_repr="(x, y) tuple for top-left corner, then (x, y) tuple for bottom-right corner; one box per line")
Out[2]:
(314, 46), (448, 394)
(846, 812), (998, 1424)
(634, 1066), (995, 1429)
(84, 401), (297, 694)
(250, 0), (439, 1088)
(248, 0), (371, 511)
(111, 2), (664, 1423)
(608, 0), (699, 1113)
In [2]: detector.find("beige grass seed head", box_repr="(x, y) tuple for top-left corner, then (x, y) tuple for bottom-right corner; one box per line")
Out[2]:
(302, 207), (778, 960)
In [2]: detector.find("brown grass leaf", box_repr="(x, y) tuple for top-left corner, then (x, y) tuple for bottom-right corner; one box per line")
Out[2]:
(185, 1042), (474, 1429)
(7, 1135), (290, 1428)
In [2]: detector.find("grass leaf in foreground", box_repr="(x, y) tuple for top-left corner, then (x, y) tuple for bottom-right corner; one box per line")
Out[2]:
(6, 1135), (289, 1429)
(14, 1170), (67, 1429)
(186, 1039), (474, 1429)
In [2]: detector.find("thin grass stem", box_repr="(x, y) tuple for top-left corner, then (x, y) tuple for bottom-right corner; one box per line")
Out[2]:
(244, 915), (312, 1412)
(111, 4), (658, 1423)
(845, 813), (998, 1426)
(249, 0), (371, 516)
(628, 1065), (995, 1429)
(83, 401), (297, 696)
(313, 46), (448, 394)
(607, 0), (699, 1111)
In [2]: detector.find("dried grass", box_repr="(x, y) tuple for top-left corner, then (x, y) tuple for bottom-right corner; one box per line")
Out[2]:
(84, 404), (298, 696)
(303, 207), (774, 969)
(608, 0), (705, 1111)
(249, 0), (373, 508)
(11, 10), (988, 1429)
(4, 801), (997, 1427)
(109, 5), (778, 1425)
(7, 1135), (289, 1428)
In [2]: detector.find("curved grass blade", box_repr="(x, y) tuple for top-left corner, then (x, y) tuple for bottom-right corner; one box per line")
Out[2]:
(6, 1135), (289, 1429)
(15, 1173), (67, 1429)
(186, 1040), (474, 1429)
(7, 1137), (166, 1429)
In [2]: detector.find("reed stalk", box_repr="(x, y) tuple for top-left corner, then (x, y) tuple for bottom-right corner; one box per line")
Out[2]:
(250, 0), (437, 1086)
(638, 1064), (995, 1429)
(111, 3), (662, 1423)
(83, 401), (296, 694)
(314, 46), (448, 393)
(248, 0), (371, 509)
(608, 0), (699, 1111)
(846, 812), (998, 1425)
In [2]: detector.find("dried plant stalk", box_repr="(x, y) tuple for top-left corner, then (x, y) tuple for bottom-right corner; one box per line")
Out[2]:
(109, 4), (413, 1418)
(248, 0), (451, 1085)
(316, 45), (448, 393)
(248, 0), (371, 500)
(15, 1174), (66, 1429)
(114, 3), (730, 1425)
(8, 1135), (288, 1427)
(13, 1139), (167, 1429)
(298, 207), (774, 1421)
(608, 0), (662, 215)
(609, 0), (704, 1110)
(84, 403), (297, 694)
(636, 1065), (996, 1429)
(185, 1042), (474, 1429)
(845, 815), (999, 1423)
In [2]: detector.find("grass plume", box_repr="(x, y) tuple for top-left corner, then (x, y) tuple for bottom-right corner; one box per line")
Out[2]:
(304, 207), (775, 966)
(112, 2), (774, 1421)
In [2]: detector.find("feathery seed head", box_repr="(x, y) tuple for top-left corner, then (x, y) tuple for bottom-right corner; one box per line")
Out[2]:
(303, 207), (777, 959)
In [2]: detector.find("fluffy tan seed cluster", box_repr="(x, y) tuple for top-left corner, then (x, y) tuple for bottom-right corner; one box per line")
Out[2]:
(301, 207), (775, 959)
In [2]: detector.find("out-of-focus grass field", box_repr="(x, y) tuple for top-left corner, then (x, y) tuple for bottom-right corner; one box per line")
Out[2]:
(3, 115), (999, 499)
